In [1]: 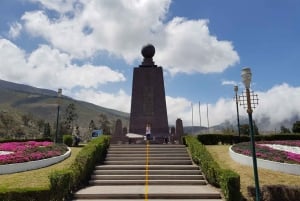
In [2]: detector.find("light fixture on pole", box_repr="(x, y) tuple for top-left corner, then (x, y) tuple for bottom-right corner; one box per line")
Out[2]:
(234, 85), (241, 141)
(55, 88), (62, 143)
(241, 67), (260, 201)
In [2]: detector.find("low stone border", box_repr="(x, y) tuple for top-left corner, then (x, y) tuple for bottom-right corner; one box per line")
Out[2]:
(0, 148), (71, 174)
(229, 146), (300, 175)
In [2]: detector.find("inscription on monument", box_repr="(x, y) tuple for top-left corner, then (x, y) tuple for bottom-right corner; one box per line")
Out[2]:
(143, 86), (153, 116)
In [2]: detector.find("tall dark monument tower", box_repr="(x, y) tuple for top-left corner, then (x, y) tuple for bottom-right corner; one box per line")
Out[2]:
(129, 44), (169, 140)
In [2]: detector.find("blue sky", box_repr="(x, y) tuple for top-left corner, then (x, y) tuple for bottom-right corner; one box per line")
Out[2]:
(0, 0), (300, 131)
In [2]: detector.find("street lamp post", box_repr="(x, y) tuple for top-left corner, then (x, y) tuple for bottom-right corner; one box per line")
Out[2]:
(55, 88), (62, 143)
(234, 85), (241, 141)
(241, 68), (261, 201)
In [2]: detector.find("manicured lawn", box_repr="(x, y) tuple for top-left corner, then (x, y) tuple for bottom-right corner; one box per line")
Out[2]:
(0, 147), (82, 191)
(206, 145), (300, 200)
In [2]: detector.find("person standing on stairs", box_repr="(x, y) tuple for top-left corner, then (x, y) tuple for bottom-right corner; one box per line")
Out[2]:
(146, 123), (151, 141)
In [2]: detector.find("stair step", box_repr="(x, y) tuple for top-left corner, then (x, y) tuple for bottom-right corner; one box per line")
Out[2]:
(93, 169), (201, 175)
(95, 165), (200, 170)
(73, 199), (223, 201)
(104, 160), (192, 165)
(105, 156), (190, 161)
(89, 180), (207, 185)
(109, 144), (186, 149)
(106, 153), (189, 157)
(74, 185), (220, 199)
(91, 175), (204, 180)
(108, 150), (187, 154)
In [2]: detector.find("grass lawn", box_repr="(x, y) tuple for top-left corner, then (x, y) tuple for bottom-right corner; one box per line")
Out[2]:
(0, 147), (82, 191)
(206, 145), (300, 200)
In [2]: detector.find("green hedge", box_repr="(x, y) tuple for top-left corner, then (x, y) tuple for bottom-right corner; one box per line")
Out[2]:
(248, 185), (300, 201)
(197, 134), (300, 145)
(0, 188), (51, 201)
(184, 135), (241, 201)
(49, 136), (110, 199)
(0, 136), (110, 201)
(63, 135), (73, 147)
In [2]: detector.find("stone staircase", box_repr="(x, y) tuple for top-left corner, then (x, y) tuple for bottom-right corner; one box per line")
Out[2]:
(73, 144), (223, 201)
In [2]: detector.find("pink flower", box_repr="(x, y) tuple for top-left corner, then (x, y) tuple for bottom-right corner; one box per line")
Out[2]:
(0, 141), (67, 165)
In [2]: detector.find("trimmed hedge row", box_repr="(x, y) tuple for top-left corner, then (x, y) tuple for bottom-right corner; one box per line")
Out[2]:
(248, 185), (300, 201)
(184, 135), (241, 201)
(197, 134), (300, 145)
(0, 136), (110, 201)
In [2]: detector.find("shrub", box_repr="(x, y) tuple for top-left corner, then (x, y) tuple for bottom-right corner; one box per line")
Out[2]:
(185, 135), (241, 201)
(0, 136), (110, 200)
(63, 135), (73, 147)
(49, 135), (110, 199)
(247, 185), (300, 201)
(49, 169), (73, 200)
(0, 188), (51, 201)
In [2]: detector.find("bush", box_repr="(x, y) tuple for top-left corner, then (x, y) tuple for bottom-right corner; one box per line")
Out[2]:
(196, 134), (300, 145)
(49, 169), (73, 200)
(197, 134), (250, 145)
(184, 135), (241, 201)
(49, 135), (110, 199)
(247, 185), (300, 201)
(0, 136), (110, 201)
(0, 188), (51, 201)
(63, 135), (73, 147)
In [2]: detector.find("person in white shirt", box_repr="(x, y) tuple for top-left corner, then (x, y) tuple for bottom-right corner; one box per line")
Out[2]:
(145, 123), (151, 140)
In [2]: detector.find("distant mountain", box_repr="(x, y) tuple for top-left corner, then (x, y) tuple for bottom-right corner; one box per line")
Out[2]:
(0, 79), (129, 137)
(0, 79), (56, 96)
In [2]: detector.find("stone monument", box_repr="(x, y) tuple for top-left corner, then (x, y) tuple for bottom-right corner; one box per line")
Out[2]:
(111, 119), (126, 143)
(176, 118), (184, 143)
(129, 44), (169, 141)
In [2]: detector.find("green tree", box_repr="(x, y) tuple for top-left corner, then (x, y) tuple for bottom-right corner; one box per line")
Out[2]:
(37, 119), (45, 132)
(280, 126), (291, 134)
(21, 113), (32, 127)
(98, 113), (111, 134)
(63, 103), (78, 133)
(89, 120), (97, 131)
(292, 121), (300, 133)
(43, 122), (51, 138)
(240, 123), (259, 135)
(0, 112), (15, 136)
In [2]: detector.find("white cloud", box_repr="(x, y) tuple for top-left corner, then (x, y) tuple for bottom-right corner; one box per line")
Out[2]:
(156, 18), (239, 75)
(0, 39), (125, 90)
(255, 83), (300, 130)
(29, 0), (75, 13)
(222, 80), (238, 86)
(21, 0), (239, 75)
(183, 83), (300, 131)
(73, 88), (131, 112)
(8, 22), (22, 39)
(0, 39), (28, 81)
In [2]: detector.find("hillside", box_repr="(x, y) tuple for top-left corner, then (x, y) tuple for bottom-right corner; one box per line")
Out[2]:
(0, 79), (129, 138)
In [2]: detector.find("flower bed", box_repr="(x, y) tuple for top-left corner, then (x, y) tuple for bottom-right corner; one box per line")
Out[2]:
(0, 141), (68, 165)
(231, 140), (300, 165)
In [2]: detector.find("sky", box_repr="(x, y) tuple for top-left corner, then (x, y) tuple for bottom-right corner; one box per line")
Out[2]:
(0, 0), (300, 132)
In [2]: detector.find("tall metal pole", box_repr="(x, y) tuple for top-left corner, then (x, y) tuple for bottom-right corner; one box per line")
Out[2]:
(234, 86), (241, 140)
(241, 68), (260, 201)
(206, 103), (209, 133)
(191, 102), (194, 134)
(199, 101), (201, 129)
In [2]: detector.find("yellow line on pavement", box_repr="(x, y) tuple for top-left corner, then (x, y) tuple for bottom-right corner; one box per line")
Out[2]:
(145, 140), (149, 201)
